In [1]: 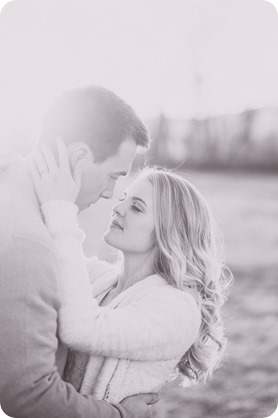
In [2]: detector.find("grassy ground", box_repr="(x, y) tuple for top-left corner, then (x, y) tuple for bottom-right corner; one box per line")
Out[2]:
(80, 170), (278, 418)
(152, 265), (278, 418)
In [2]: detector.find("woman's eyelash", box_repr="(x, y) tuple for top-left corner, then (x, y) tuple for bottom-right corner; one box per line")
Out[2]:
(131, 204), (142, 212)
(117, 194), (142, 212)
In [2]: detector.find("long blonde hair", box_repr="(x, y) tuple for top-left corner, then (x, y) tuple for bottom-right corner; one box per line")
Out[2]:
(140, 168), (232, 384)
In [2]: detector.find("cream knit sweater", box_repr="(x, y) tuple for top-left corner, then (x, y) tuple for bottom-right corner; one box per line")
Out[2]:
(42, 201), (201, 403)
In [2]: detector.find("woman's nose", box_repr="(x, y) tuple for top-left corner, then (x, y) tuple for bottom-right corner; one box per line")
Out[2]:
(113, 201), (125, 216)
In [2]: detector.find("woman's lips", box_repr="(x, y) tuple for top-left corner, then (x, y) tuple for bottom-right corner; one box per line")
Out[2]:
(111, 219), (124, 230)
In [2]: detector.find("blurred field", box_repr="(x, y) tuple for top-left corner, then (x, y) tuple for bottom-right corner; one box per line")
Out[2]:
(80, 170), (278, 418)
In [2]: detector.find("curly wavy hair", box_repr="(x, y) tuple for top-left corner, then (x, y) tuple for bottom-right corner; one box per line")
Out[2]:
(140, 168), (232, 385)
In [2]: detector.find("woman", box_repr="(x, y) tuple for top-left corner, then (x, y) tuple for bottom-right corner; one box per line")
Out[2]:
(30, 142), (231, 403)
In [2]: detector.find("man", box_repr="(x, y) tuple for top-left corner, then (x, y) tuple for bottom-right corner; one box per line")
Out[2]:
(0, 86), (158, 418)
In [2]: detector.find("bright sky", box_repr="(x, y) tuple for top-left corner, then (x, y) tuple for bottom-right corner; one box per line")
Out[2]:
(0, 0), (278, 151)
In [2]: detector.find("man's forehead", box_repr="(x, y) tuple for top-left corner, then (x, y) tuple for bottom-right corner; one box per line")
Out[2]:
(110, 141), (137, 173)
(117, 139), (137, 159)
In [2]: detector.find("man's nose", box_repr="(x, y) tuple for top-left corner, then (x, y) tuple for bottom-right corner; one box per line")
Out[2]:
(101, 181), (117, 200)
(101, 189), (113, 199)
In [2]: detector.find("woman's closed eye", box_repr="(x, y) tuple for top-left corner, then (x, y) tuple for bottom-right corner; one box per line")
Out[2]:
(131, 204), (143, 213)
(118, 192), (144, 212)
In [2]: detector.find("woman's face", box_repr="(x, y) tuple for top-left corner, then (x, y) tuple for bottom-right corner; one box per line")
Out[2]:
(104, 176), (156, 254)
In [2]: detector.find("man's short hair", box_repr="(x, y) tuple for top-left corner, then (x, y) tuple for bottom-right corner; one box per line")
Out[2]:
(39, 86), (150, 162)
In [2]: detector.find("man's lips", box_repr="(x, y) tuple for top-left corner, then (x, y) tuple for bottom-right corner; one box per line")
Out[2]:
(111, 219), (124, 230)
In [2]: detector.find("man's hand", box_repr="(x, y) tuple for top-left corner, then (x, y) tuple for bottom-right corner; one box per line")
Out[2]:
(121, 393), (160, 418)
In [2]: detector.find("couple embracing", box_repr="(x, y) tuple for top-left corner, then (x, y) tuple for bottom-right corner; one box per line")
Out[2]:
(0, 86), (230, 418)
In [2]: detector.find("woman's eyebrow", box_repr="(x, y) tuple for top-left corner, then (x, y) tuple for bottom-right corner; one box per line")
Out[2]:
(132, 196), (147, 207)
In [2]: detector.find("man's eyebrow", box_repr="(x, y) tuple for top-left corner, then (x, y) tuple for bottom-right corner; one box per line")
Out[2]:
(132, 196), (147, 207)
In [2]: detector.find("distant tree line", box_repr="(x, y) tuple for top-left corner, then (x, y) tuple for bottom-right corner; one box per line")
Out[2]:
(138, 108), (278, 171)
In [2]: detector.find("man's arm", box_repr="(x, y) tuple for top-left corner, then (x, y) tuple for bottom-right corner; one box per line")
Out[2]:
(0, 237), (129, 418)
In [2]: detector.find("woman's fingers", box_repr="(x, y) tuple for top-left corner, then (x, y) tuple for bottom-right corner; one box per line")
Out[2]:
(72, 161), (82, 188)
(41, 143), (58, 173)
(29, 159), (42, 189)
(33, 150), (48, 176)
(29, 144), (79, 204)
(56, 137), (70, 172)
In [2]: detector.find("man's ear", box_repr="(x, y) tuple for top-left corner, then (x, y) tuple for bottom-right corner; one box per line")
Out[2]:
(67, 143), (95, 168)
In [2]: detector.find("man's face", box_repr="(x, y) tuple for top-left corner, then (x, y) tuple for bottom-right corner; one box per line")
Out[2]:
(75, 139), (137, 211)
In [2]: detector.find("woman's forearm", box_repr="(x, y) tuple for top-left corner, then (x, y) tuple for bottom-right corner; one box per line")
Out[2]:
(41, 201), (200, 362)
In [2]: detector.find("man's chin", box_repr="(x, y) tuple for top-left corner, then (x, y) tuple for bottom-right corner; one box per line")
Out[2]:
(76, 202), (89, 212)
(76, 200), (93, 212)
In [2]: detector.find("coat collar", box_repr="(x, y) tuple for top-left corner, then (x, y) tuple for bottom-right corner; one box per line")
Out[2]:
(95, 274), (169, 309)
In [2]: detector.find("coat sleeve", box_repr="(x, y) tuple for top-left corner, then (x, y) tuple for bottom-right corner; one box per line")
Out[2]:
(0, 238), (130, 418)
(41, 201), (201, 363)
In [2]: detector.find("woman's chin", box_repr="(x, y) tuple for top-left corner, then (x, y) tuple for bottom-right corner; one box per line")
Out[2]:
(103, 230), (110, 244)
(103, 230), (119, 248)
